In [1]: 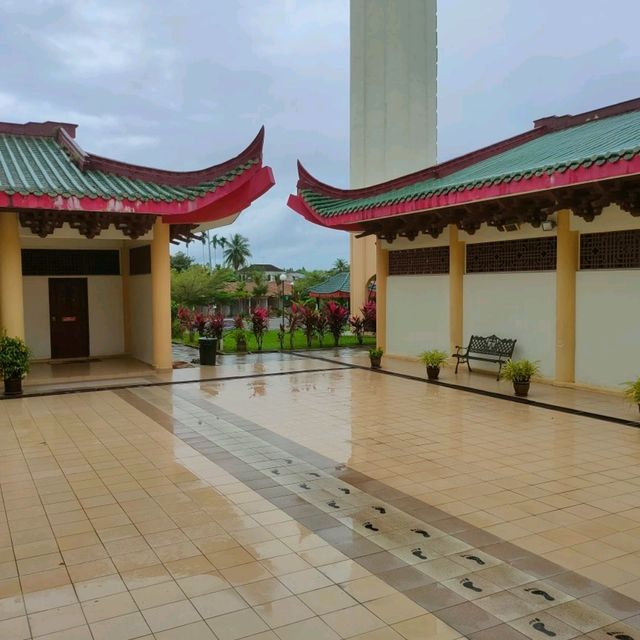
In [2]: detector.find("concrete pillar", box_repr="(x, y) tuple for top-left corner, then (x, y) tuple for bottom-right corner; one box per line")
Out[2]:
(150, 220), (172, 371)
(120, 245), (132, 354)
(555, 210), (578, 383)
(375, 240), (388, 351)
(449, 225), (464, 353)
(0, 213), (25, 340)
(350, 0), (437, 312)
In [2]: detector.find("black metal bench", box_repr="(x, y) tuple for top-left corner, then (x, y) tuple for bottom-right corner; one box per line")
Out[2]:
(453, 335), (517, 380)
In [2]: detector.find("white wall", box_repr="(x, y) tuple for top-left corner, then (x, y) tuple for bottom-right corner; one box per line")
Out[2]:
(387, 275), (449, 357)
(576, 271), (640, 387)
(23, 276), (124, 359)
(129, 274), (153, 365)
(463, 273), (556, 377)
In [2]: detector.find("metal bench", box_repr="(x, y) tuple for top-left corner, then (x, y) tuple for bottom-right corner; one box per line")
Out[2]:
(453, 335), (517, 380)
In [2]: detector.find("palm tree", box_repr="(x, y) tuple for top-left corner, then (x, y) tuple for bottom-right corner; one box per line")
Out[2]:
(250, 270), (269, 310)
(332, 258), (349, 274)
(210, 234), (220, 266)
(223, 234), (252, 271)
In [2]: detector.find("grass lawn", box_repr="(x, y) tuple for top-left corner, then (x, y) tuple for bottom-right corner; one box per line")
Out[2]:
(177, 329), (375, 353)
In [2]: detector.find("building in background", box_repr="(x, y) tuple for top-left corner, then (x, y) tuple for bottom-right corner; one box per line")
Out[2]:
(290, 97), (640, 390)
(239, 264), (303, 282)
(0, 121), (274, 370)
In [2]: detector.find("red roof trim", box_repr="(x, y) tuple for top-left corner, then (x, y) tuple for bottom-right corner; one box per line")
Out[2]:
(291, 155), (640, 230)
(0, 121), (78, 138)
(57, 126), (266, 187)
(0, 163), (276, 224)
(296, 96), (640, 200)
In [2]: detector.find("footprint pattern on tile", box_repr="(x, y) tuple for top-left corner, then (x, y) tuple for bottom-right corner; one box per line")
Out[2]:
(524, 587), (555, 602)
(607, 633), (635, 640)
(460, 577), (482, 592)
(411, 528), (431, 538)
(529, 618), (556, 637)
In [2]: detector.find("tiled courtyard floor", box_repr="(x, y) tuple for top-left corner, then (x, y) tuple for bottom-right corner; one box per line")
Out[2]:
(3, 353), (640, 639)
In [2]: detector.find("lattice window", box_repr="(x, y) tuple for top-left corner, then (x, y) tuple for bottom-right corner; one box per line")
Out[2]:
(22, 250), (120, 276)
(580, 230), (640, 270)
(389, 246), (450, 275)
(129, 245), (151, 275)
(466, 237), (556, 273)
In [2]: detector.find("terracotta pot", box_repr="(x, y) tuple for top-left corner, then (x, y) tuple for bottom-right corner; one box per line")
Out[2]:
(4, 377), (22, 397)
(426, 366), (440, 381)
(513, 381), (530, 397)
(236, 338), (247, 353)
(370, 356), (382, 369)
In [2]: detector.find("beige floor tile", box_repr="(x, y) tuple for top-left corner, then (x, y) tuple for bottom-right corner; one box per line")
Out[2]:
(192, 587), (248, 618)
(81, 591), (137, 623)
(236, 577), (292, 606)
(206, 608), (270, 640)
(254, 595), (315, 628)
(34, 624), (93, 640)
(322, 604), (386, 638)
(28, 602), (86, 637)
(363, 593), (426, 625)
(278, 567), (333, 594)
(177, 572), (230, 598)
(156, 620), (217, 639)
(90, 611), (151, 640)
(260, 553), (312, 577)
(0, 593), (25, 621)
(299, 585), (358, 615)
(318, 560), (371, 583)
(392, 613), (462, 640)
(273, 616), (341, 640)
(23, 584), (77, 614)
(342, 576), (398, 603)
(0, 615), (30, 640)
(222, 561), (273, 586)
(141, 598), (202, 632)
(74, 573), (127, 601)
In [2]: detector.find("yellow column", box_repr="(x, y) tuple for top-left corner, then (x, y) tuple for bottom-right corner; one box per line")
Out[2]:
(350, 234), (376, 315)
(150, 220), (172, 371)
(120, 245), (131, 354)
(449, 225), (464, 353)
(555, 209), (578, 383)
(0, 213), (25, 339)
(375, 239), (388, 351)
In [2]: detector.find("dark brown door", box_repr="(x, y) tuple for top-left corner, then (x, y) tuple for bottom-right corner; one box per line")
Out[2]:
(49, 278), (90, 359)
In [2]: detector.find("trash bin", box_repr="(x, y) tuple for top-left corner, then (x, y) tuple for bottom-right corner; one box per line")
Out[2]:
(198, 337), (217, 366)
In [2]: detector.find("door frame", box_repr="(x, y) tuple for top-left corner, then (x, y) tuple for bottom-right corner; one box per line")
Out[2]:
(48, 277), (90, 360)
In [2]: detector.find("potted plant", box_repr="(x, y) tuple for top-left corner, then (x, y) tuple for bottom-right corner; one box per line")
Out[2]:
(192, 312), (217, 366)
(500, 359), (540, 397)
(623, 377), (640, 414)
(0, 334), (31, 396)
(419, 350), (448, 380)
(369, 348), (383, 369)
(233, 329), (248, 353)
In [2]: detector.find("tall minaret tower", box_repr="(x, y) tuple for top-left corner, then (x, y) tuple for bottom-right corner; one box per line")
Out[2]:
(350, 0), (437, 314)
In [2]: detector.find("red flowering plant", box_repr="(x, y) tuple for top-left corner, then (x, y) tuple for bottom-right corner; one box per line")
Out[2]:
(191, 312), (207, 336)
(349, 315), (365, 345)
(361, 301), (376, 333)
(315, 312), (328, 346)
(325, 301), (349, 347)
(250, 307), (269, 351)
(286, 304), (299, 349)
(234, 315), (245, 330)
(206, 311), (225, 342)
(177, 306), (193, 333)
(296, 303), (319, 348)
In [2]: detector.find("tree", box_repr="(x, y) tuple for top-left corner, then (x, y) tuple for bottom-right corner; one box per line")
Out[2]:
(210, 234), (228, 267)
(332, 258), (349, 274)
(171, 265), (235, 307)
(171, 251), (194, 272)
(224, 234), (252, 271)
(293, 269), (329, 299)
(249, 270), (268, 308)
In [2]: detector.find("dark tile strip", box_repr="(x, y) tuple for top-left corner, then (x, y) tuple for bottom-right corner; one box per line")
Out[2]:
(290, 351), (640, 429)
(116, 387), (640, 637)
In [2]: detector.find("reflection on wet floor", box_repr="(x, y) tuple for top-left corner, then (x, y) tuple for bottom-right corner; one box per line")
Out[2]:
(2, 355), (640, 639)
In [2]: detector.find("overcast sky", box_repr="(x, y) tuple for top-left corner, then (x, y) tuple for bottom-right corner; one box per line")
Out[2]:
(1, 0), (638, 269)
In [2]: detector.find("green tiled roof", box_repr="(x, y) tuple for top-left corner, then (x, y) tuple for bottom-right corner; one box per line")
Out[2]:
(309, 272), (350, 294)
(303, 109), (640, 217)
(0, 134), (257, 202)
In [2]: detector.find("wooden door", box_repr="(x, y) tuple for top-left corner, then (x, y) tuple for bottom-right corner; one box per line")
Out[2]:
(49, 278), (90, 359)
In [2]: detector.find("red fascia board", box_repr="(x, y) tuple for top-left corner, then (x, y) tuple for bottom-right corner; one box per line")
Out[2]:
(287, 194), (363, 232)
(0, 163), (275, 222)
(293, 156), (640, 229)
(309, 291), (350, 299)
(162, 166), (275, 223)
